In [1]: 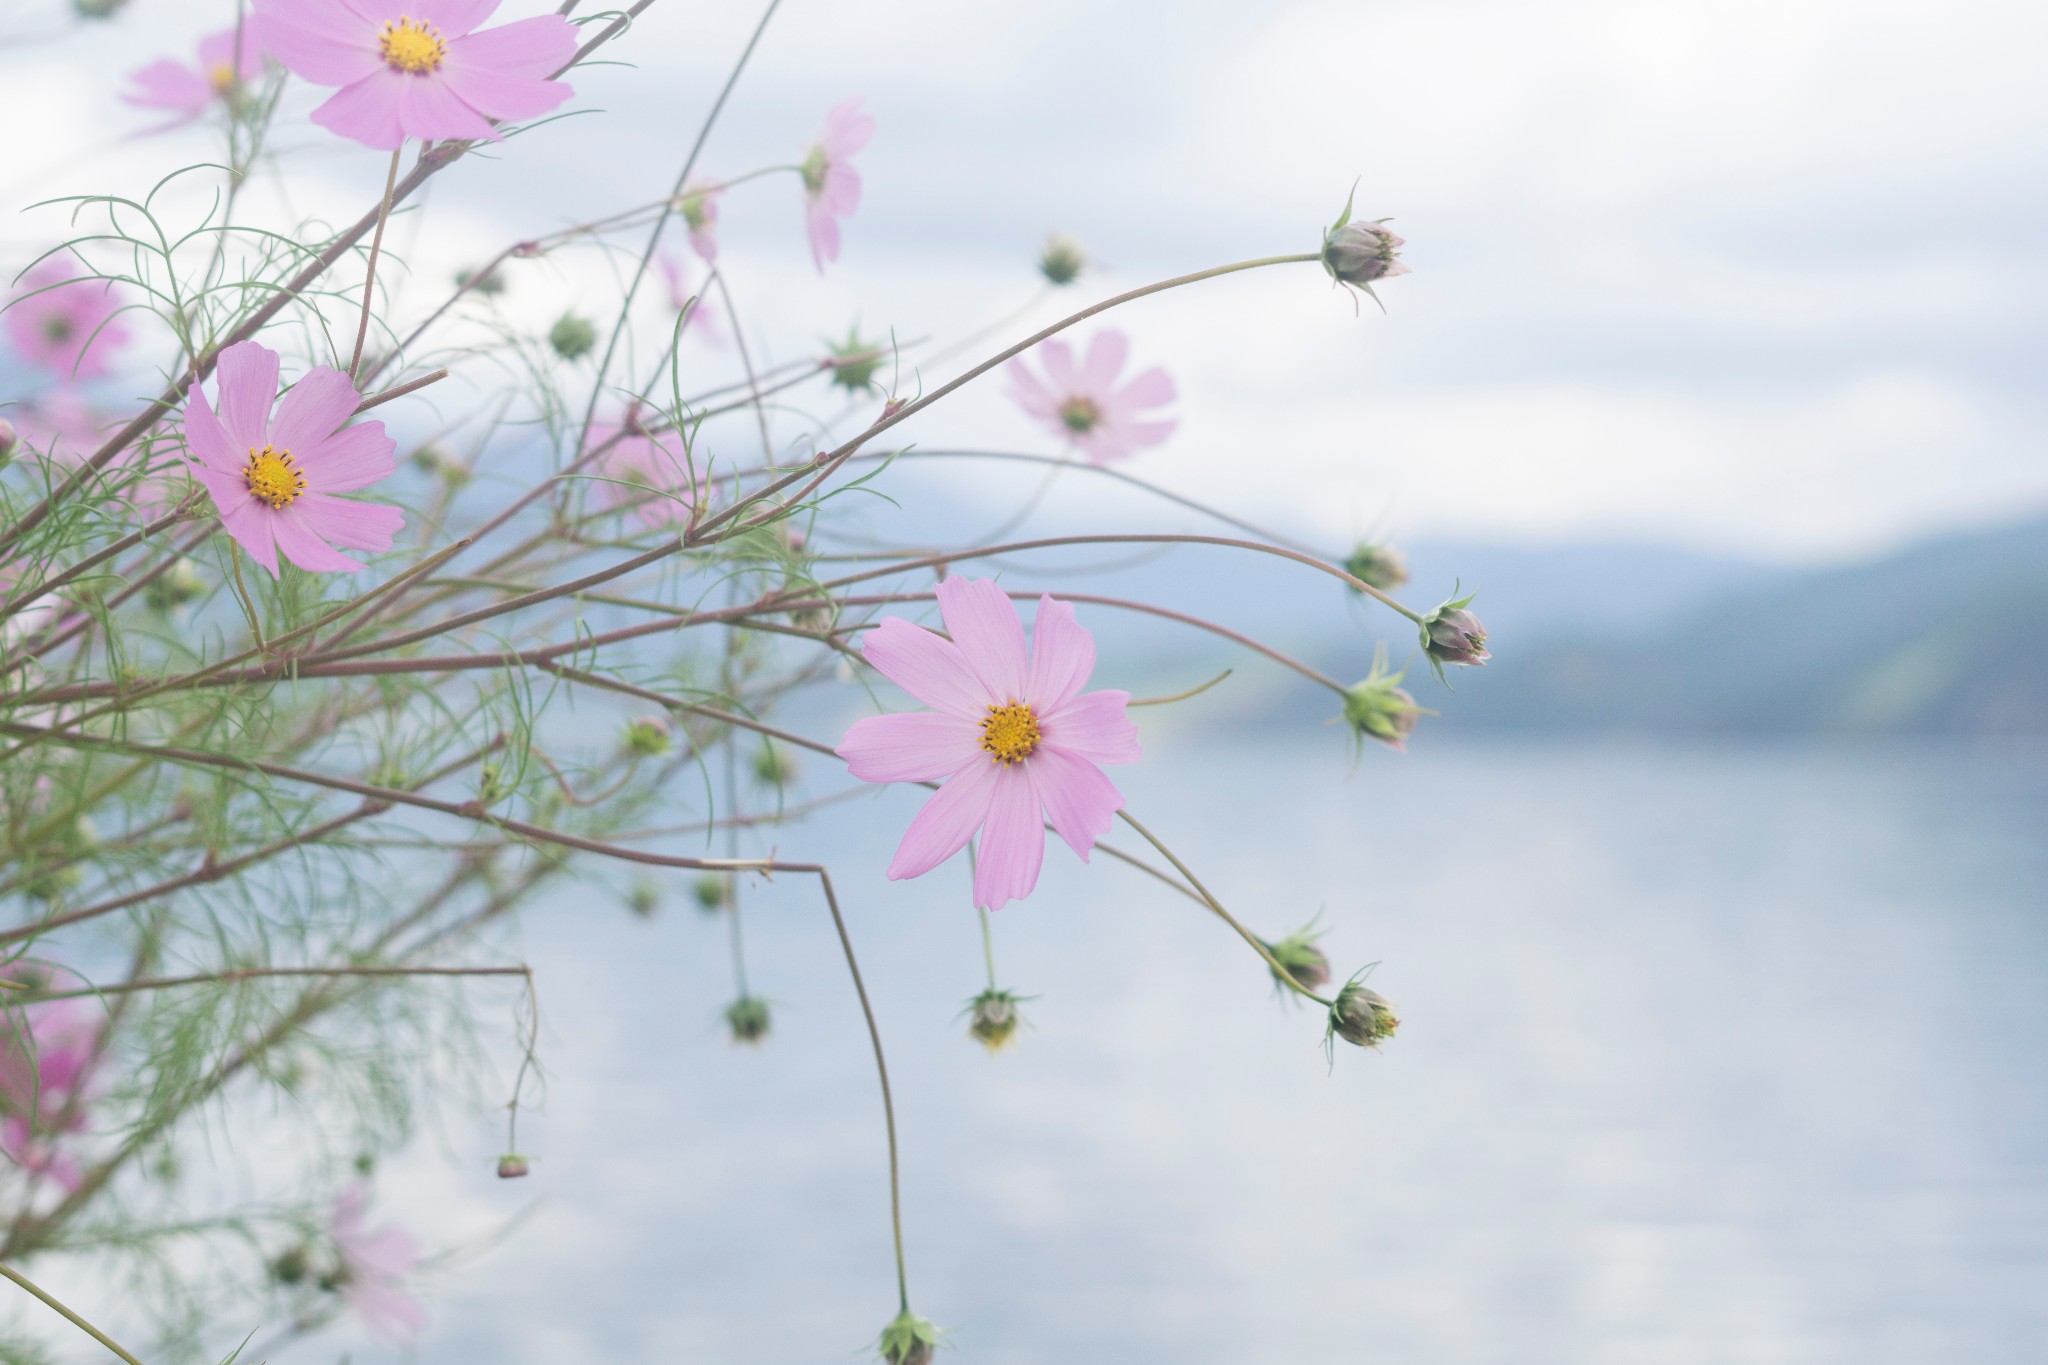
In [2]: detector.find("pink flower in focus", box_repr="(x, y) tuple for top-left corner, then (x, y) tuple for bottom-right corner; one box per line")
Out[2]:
(800, 97), (873, 272)
(0, 993), (105, 1194)
(837, 579), (1140, 910)
(122, 25), (266, 123)
(253, 0), (577, 151)
(593, 420), (701, 530)
(329, 1183), (427, 1343)
(5, 259), (132, 381)
(677, 177), (721, 264)
(181, 341), (404, 577)
(656, 252), (725, 346)
(1006, 329), (1177, 465)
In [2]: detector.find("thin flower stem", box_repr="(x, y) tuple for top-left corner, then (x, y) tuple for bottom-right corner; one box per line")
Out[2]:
(814, 870), (911, 1314)
(978, 905), (998, 993)
(6, 964), (530, 1004)
(0, 1263), (147, 1365)
(1115, 810), (1333, 1007)
(349, 146), (404, 381)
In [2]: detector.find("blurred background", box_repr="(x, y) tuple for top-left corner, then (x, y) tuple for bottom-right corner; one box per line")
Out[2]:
(4, 1), (2046, 1361)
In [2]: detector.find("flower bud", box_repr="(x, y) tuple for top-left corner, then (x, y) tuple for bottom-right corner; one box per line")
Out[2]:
(827, 326), (884, 393)
(144, 557), (206, 613)
(964, 988), (1024, 1053)
(410, 443), (471, 485)
(1342, 541), (1409, 592)
(1326, 977), (1399, 1050)
(497, 1154), (530, 1179)
(1261, 927), (1331, 994)
(751, 741), (797, 787)
(456, 264), (506, 298)
(549, 314), (597, 361)
(623, 715), (672, 757)
(1320, 183), (1409, 304)
(625, 878), (660, 919)
(1418, 590), (1489, 676)
(1039, 234), (1086, 286)
(270, 1245), (310, 1286)
(692, 873), (732, 914)
(724, 995), (771, 1045)
(1340, 653), (1426, 753)
(876, 1309), (941, 1365)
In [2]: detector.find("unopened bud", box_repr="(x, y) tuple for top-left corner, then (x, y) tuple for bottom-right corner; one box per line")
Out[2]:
(270, 1246), (310, 1286)
(827, 327), (884, 393)
(496, 1154), (530, 1179)
(410, 443), (470, 485)
(692, 873), (732, 914)
(1320, 183), (1409, 302)
(1261, 927), (1331, 994)
(625, 878), (659, 919)
(964, 988), (1025, 1053)
(144, 557), (206, 612)
(1326, 977), (1399, 1051)
(623, 715), (672, 757)
(751, 741), (797, 787)
(876, 1309), (941, 1365)
(1342, 542), (1409, 591)
(456, 264), (506, 297)
(724, 995), (771, 1045)
(1341, 653), (1426, 753)
(549, 314), (597, 361)
(1418, 591), (1489, 676)
(1039, 234), (1086, 286)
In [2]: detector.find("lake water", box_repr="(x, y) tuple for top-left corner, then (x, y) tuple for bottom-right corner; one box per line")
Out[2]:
(331, 734), (2048, 1364)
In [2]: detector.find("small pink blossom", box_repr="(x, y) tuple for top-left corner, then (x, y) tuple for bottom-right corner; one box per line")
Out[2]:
(0, 991), (105, 1195)
(254, 0), (577, 151)
(1006, 329), (1177, 465)
(181, 340), (404, 577)
(656, 252), (725, 346)
(329, 1183), (427, 1343)
(838, 578), (1140, 910)
(801, 97), (873, 272)
(593, 419), (701, 530)
(677, 177), (721, 264)
(123, 25), (266, 124)
(13, 391), (176, 519)
(5, 259), (132, 381)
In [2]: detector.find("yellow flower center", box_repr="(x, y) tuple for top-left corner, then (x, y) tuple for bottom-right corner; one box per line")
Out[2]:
(1059, 397), (1101, 434)
(207, 62), (237, 95)
(244, 445), (306, 510)
(979, 702), (1040, 766)
(378, 17), (446, 74)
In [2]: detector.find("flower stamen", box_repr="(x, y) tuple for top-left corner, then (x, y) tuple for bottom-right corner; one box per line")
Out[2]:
(979, 701), (1040, 766)
(207, 63), (237, 95)
(244, 444), (307, 510)
(378, 17), (446, 74)
(1059, 397), (1101, 434)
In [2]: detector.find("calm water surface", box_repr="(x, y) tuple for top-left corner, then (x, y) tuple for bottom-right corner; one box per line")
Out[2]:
(340, 736), (2048, 1364)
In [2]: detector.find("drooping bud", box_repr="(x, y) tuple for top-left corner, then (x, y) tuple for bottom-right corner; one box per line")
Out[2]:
(549, 314), (597, 361)
(1340, 652), (1427, 753)
(1342, 541), (1409, 592)
(1039, 234), (1087, 286)
(1326, 976), (1400, 1051)
(724, 995), (771, 1044)
(1320, 183), (1409, 305)
(456, 264), (506, 297)
(496, 1154), (530, 1179)
(827, 326), (885, 393)
(875, 1309), (942, 1365)
(623, 715), (672, 757)
(144, 557), (206, 613)
(964, 988), (1025, 1053)
(270, 1245), (311, 1286)
(692, 873), (732, 914)
(625, 878), (660, 919)
(751, 741), (798, 787)
(1417, 590), (1489, 677)
(1261, 926), (1331, 995)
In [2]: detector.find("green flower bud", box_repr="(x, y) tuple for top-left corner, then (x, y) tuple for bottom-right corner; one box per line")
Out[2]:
(549, 314), (597, 361)
(270, 1245), (310, 1286)
(1342, 541), (1409, 591)
(1418, 589), (1489, 678)
(692, 873), (732, 914)
(1039, 233), (1086, 286)
(456, 264), (506, 297)
(751, 741), (797, 787)
(410, 443), (471, 485)
(724, 995), (771, 1045)
(1326, 976), (1399, 1051)
(1340, 652), (1427, 753)
(827, 326), (885, 393)
(1261, 926), (1331, 995)
(625, 878), (660, 919)
(623, 715), (673, 757)
(497, 1154), (530, 1179)
(144, 557), (205, 613)
(1320, 182), (1410, 308)
(964, 988), (1025, 1053)
(875, 1309), (942, 1365)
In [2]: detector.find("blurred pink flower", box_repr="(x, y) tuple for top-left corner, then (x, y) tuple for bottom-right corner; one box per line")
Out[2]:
(801, 97), (873, 272)
(181, 341), (403, 576)
(5, 259), (132, 381)
(678, 178), (721, 263)
(837, 578), (1139, 910)
(329, 1183), (427, 1343)
(593, 419), (701, 530)
(254, 0), (577, 150)
(0, 991), (105, 1194)
(13, 391), (177, 520)
(656, 252), (725, 346)
(1006, 329), (1177, 465)
(122, 25), (266, 123)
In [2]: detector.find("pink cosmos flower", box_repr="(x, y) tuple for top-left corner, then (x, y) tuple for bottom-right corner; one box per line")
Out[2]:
(13, 392), (176, 519)
(123, 25), (266, 124)
(677, 177), (721, 264)
(801, 97), (873, 272)
(0, 992), (105, 1195)
(5, 259), (132, 381)
(1006, 329), (1177, 465)
(181, 341), (403, 576)
(254, 0), (577, 151)
(656, 252), (725, 346)
(838, 578), (1140, 910)
(329, 1183), (427, 1343)
(593, 419), (700, 530)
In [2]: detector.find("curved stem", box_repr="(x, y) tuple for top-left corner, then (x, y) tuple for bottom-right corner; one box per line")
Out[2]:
(0, 1263), (148, 1365)
(349, 145), (403, 381)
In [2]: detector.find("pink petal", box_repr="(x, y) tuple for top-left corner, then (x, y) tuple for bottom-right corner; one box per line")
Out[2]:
(182, 391), (243, 475)
(189, 463), (255, 521)
(397, 71), (500, 143)
(1005, 359), (1058, 420)
(196, 27), (264, 80)
(839, 711), (981, 784)
(1109, 416), (1178, 450)
(1024, 595), (1096, 713)
(218, 499), (281, 578)
(1027, 745), (1123, 861)
(254, 2), (381, 86)
(442, 13), (577, 80)
(1037, 337), (1076, 392)
(272, 506), (367, 572)
(267, 366), (359, 454)
(312, 68), (409, 149)
(1074, 427), (1134, 466)
(294, 492), (402, 553)
(408, 0), (500, 35)
(1039, 689), (1140, 765)
(806, 200), (840, 272)
(212, 341), (278, 452)
(1077, 330), (1128, 394)
(972, 765), (1044, 910)
(860, 616), (994, 719)
(821, 162), (862, 218)
(887, 757), (1000, 881)
(936, 577), (1028, 702)
(301, 421), (397, 493)
(122, 60), (210, 115)
(1111, 365), (1176, 412)
(819, 96), (874, 158)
